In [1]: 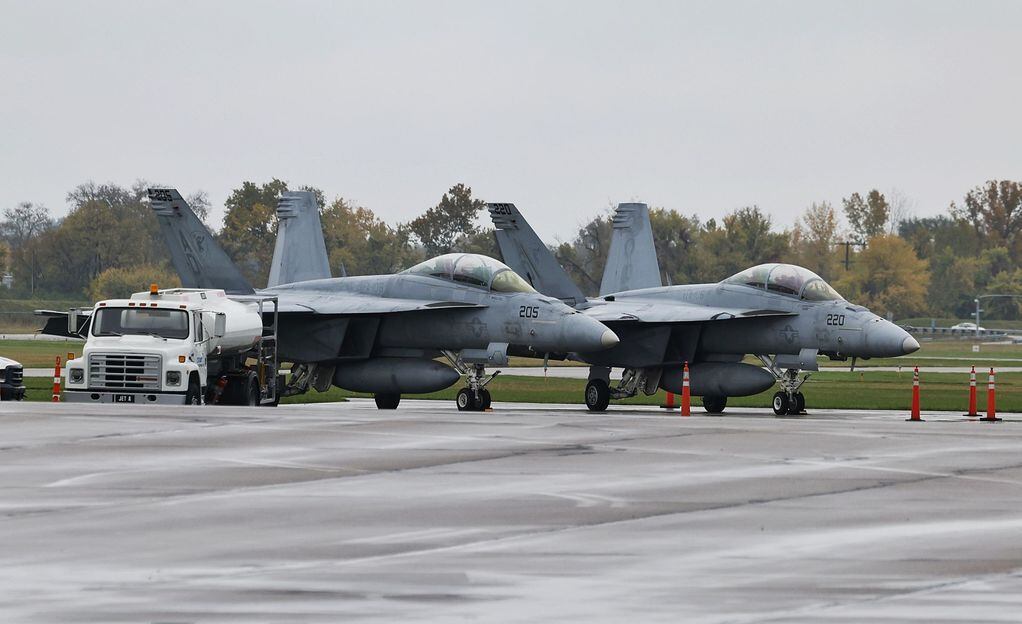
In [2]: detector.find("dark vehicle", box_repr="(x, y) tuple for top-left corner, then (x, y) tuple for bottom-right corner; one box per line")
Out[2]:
(0, 356), (25, 401)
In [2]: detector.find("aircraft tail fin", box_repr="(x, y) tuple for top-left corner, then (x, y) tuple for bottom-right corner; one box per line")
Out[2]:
(267, 191), (331, 286)
(488, 203), (587, 307)
(148, 188), (255, 294)
(599, 203), (662, 295)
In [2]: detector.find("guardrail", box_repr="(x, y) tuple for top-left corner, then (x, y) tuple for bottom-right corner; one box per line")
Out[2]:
(902, 326), (1008, 338)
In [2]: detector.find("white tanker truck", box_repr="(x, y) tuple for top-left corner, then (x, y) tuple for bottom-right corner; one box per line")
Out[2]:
(62, 286), (279, 406)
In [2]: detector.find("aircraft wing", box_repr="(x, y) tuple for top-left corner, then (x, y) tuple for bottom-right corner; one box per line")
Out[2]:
(582, 299), (795, 323)
(34, 309), (89, 339)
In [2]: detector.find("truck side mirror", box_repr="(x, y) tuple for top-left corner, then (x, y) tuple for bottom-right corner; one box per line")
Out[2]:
(67, 308), (80, 335)
(213, 313), (226, 338)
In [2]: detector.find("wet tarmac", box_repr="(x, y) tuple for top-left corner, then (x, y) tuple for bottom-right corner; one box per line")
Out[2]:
(1, 399), (1021, 622)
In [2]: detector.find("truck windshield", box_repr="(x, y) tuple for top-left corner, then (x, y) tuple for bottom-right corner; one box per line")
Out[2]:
(92, 308), (189, 340)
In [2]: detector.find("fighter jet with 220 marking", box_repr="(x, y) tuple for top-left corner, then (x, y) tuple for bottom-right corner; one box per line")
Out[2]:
(488, 202), (919, 415)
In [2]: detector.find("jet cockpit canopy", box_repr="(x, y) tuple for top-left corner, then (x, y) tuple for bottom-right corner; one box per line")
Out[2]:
(723, 263), (843, 301)
(402, 253), (538, 293)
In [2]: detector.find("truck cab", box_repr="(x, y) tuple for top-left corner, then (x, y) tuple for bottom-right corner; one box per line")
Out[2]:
(63, 287), (277, 406)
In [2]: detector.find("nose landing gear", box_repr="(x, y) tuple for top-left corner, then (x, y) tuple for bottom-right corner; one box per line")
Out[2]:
(584, 367), (659, 412)
(456, 364), (496, 411)
(771, 390), (805, 416)
(443, 347), (504, 412)
(760, 355), (809, 416)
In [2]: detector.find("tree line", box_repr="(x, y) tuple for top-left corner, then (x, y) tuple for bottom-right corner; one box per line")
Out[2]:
(2, 178), (1020, 320)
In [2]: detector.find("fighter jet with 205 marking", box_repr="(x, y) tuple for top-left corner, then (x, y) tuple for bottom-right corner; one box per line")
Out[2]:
(43, 189), (619, 411)
(489, 202), (919, 415)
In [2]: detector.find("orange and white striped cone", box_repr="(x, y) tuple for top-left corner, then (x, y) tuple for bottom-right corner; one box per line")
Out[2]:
(681, 362), (691, 417)
(964, 365), (980, 417)
(51, 356), (62, 402)
(984, 367), (1001, 422)
(906, 366), (922, 421)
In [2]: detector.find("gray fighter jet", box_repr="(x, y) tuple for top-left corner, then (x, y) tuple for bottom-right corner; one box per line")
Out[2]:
(46, 189), (619, 411)
(489, 202), (919, 415)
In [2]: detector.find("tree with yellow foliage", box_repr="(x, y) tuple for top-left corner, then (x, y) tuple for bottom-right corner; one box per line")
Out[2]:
(833, 235), (929, 319)
(88, 265), (181, 300)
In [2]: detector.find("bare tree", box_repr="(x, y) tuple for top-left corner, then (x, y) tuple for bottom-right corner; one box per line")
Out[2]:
(886, 188), (915, 234)
(0, 202), (54, 294)
(0, 202), (53, 249)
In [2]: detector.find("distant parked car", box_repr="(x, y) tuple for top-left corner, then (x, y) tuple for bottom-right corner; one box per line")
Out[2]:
(0, 356), (25, 401)
(950, 322), (986, 331)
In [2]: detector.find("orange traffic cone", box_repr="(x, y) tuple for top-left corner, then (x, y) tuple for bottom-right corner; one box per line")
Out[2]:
(51, 356), (62, 402)
(964, 365), (980, 417)
(906, 366), (922, 421)
(983, 367), (1001, 422)
(681, 362), (691, 417)
(661, 390), (676, 410)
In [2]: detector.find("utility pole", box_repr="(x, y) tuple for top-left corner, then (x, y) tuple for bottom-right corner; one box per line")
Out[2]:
(834, 240), (865, 271)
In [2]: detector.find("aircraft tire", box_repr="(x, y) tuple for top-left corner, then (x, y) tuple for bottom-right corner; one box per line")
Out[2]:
(374, 393), (401, 409)
(585, 379), (611, 412)
(703, 395), (727, 414)
(479, 388), (492, 410)
(262, 373), (285, 407)
(456, 388), (477, 411)
(792, 392), (805, 414)
(772, 391), (789, 416)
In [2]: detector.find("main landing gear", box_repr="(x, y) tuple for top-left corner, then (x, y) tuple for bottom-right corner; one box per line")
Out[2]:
(287, 363), (404, 410)
(374, 393), (401, 409)
(702, 395), (727, 414)
(584, 378), (611, 411)
(584, 367), (659, 412)
(759, 355), (809, 416)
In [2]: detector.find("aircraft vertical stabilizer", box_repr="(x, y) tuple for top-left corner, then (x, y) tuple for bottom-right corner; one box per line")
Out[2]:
(148, 188), (255, 294)
(488, 203), (587, 307)
(268, 192), (331, 287)
(599, 203), (661, 296)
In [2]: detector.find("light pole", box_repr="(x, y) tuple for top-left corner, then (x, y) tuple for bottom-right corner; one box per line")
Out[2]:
(974, 294), (1022, 338)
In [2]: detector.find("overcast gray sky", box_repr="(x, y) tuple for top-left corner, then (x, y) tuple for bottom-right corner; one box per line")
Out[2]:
(1, 0), (1020, 240)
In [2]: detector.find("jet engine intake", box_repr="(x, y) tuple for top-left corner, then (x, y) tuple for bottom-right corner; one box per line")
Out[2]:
(660, 362), (775, 397)
(333, 358), (460, 394)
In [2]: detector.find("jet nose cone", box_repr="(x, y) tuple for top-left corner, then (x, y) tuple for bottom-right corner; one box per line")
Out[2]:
(601, 328), (620, 348)
(866, 321), (918, 357)
(564, 313), (619, 352)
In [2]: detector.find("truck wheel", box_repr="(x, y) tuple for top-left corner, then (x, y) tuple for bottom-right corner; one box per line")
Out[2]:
(374, 393), (400, 409)
(185, 378), (202, 405)
(584, 379), (610, 412)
